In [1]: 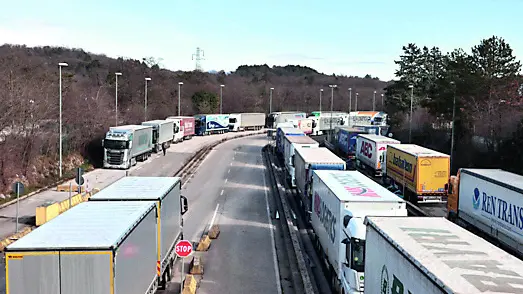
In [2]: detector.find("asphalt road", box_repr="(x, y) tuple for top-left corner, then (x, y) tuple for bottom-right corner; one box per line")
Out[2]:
(161, 134), (280, 294)
(0, 130), (264, 294)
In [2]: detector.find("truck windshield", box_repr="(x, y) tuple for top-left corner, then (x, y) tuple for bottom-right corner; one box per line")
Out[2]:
(229, 118), (237, 123)
(349, 238), (365, 272)
(103, 139), (128, 150)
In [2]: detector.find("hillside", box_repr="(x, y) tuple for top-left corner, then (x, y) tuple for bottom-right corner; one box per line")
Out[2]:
(0, 44), (387, 195)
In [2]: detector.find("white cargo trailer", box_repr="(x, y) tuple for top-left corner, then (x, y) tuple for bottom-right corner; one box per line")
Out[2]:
(310, 112), (349, 135)
(89, 176), (188, 289)
(165, 117), (184, 143)
(228, 113), (265, 131)
(310, 170), (407, 293)
(294, 147), (346, 217)
(447, 168), (523, 258)
(103, 125), (153, 169)
(364, 216), (523, 294)
(355, 134), (400, 177)
(142, 120), (175, 153)
(5, 201), (159, 294)
(282, 135), (319, 187)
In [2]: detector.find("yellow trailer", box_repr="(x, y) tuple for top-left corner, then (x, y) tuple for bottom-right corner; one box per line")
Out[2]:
(385, 144), (450, 203)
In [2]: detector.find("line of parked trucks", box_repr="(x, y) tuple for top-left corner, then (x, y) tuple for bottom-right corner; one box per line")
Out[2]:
(272, 113), (523, 294)
(5, 176), (189, 294)
(102, 113), (265, 169)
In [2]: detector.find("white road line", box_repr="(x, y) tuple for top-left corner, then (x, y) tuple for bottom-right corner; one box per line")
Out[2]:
(230, 162), (232, 166)
(224, 178), (228, 183)
(262, 162), (283, 294)
(220, 189), (224, 196)
(228, 169), (230, 174)
(208, 203), (220, 231)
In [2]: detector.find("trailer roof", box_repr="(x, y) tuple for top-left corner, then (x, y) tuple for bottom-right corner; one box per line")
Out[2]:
(166, 116), (193, 119)
(89, 176), (181, 201)
(358, 133), (400, 144)
(6, 201), (154, 251)
(460, 168), (523, 192)
(365, 216), (523, 293)
(278, 127), (304, 134)
(109, 124), (151, 131)
(314, 170), (404, 202)
(335, 126), (367, 132)
(296, 147), (345, 164)
(390, 143), (449, 158)
(285, 135), (318, 144)
(142, 119), (172, 125)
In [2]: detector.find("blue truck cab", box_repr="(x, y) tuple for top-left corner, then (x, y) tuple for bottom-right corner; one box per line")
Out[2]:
(194, 114), (230, 135)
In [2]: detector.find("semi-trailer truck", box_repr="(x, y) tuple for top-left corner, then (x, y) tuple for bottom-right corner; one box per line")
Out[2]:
(364, 216), (523, 294)
(334, 127), (368, 162)
(348, 111), (388, 127)
(228, 113), (265, 131)
(282, 135), (319, 187)
(310, 170), (407, 293)
(141, 120), (175, 153)
(294, 147), (346, 219)
(166, 116), (195, 140)
(5, 201), (161, 294)
(194, 114), (230, 135)
(165, 117), (183, 143)
(385, 144), (450, 203)
(89, 176), (189, 289)
(275, 127), (305, 156)
(266, 111), (307, 128)
(102, 125), (153, 169)
(447, 168), (523, 259)
(355, 134), (400, 177)
(310, 112), (348, 136)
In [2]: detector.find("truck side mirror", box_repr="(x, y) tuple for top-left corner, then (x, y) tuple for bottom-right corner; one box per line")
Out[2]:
(180, 195), (189, 215)
(341, 238), (350, 244)
(343, 215), (352, 228)
(291, 155), (295, 167)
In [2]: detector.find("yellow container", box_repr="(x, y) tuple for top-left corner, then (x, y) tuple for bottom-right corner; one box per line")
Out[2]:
(386, 144), (450, 198)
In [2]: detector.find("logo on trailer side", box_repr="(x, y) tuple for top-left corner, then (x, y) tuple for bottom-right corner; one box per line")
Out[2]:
(314, 191), (336, 244)
(472, 187), (523, 232)
(360, 141), (373, 159)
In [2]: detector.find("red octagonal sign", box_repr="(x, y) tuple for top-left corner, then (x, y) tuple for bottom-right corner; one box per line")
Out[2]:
(175, 240), (193, 258)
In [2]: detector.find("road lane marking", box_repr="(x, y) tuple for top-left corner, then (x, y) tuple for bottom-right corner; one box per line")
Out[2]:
(262, 163), (283, 294)
(224, 178), (228, 183)
(220, 189), (224, 196)
(228, 169), (230, 174)
(208, 203), (220, 231)
(230, 162), (232, 166)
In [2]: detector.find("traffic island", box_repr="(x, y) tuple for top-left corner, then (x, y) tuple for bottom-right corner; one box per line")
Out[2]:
(208, 224), (220, 239)
(196, 235), (211, 251)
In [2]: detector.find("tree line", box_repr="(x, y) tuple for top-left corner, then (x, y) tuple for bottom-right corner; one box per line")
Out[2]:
(384, 36), (523, 174)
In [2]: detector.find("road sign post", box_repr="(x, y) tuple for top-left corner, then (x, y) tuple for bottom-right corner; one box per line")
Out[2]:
(12, 182), (25, 233)
(175, 240), (193, 294)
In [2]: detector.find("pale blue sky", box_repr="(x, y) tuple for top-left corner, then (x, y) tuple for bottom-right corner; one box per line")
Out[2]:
(1, 0), (521, 80)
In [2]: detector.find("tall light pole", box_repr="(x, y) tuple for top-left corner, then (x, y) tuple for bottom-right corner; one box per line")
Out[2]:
(381, 93), (384, 110)
(144, 77), (151, 121)
(408, 84), (414, 143)
(58, 62), (68, 178)
(220, 84), (225, 114)
(373, 90), (377, 111)
(355, 92), (359, 111)
(178, 82), (183, 116)
(269, 87), (274, 113)
(319, 89), (323, 112)
(329, 84), (337, 142)
(348, 88), (352, 113)
(115, 72), (122, 126)
(450, 81), (457, 172)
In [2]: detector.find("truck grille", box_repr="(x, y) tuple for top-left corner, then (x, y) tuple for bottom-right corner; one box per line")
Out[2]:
(360, 281), (364, 291)
(107, 152), (124, 165)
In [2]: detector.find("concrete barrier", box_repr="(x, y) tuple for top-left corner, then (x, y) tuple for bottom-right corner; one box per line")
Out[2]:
(196, 235), (211, 251)
(208, 224), (220, 239)
(35, 189), (99, 226)
(0, 227), (33, 251)
(56, 184), (85, 192)
(189, 256), (204, 275)
(182, 274), (198, 294)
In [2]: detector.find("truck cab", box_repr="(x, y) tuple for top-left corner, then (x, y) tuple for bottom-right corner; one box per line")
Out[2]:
(228, 114), (241, 132)
(341, 214), (366, 293)
(103, 129), (134, 169)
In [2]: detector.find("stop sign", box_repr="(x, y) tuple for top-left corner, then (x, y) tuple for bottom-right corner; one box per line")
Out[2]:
(175, 240), (193, 258)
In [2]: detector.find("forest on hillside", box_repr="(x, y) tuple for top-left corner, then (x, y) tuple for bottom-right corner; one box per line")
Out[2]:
(0, 44), (386, 196)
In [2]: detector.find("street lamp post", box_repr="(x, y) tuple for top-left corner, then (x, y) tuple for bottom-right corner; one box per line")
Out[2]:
(329, 84), (337, 142)
(178, 82), (183, 116)
(58, 62), (68, 178)
(220, 84), (225, 114)
(408, 84), (414, 143)
(349, 88), (352, 113)
(373, 90), (377, 111)
(450, 81), (457, 172)
(319, 89), (323, 112)
(115, 72), (122, 126)
(269, 87), (274, 113)
(355, 93), (359, 111)
(381, 93), (384, 110)
(144, 77), (151, 121)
